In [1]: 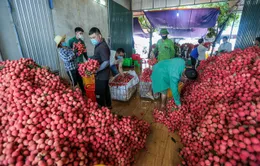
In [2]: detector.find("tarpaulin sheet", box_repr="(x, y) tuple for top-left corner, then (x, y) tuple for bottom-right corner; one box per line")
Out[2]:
(133, 17), (149, 38)
(167, 28), (208, 38)
(144, 8), (220, 29)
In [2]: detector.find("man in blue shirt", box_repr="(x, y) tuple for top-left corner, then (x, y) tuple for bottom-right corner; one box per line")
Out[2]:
(54, 35), (85, 94)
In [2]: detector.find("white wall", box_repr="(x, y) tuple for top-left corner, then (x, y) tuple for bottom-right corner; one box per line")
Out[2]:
(0, 0), (130, 79)
(52, 0), (109, 57)
(51, 0), (109, 77)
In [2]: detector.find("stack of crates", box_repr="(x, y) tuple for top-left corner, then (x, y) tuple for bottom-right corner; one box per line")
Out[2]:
(123, 58), (133, 67)
(84, 84), (96, 102)
(83, 75), (96, 102)
(83, 74), (95, 85)
(133, 60), (140, 68)
(132, 54), (142, 68)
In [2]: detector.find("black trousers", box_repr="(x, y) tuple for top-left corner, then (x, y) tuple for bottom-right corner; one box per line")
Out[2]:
(191, 56), (197, 69)
(67, 69), (85, 94)
(196, 60), (201, 68)
(95, 79), (111, 107)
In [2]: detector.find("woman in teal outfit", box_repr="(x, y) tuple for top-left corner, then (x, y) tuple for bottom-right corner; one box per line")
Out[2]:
(151, 58), (198, 109)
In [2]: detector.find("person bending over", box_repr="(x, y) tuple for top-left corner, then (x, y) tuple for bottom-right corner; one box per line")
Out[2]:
(151, 58), (198, 109)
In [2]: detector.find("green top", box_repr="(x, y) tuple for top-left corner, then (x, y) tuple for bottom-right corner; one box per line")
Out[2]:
(153, 38), (175, 62)
(151, 58), (185, 106)
(68, 37), (87, 64)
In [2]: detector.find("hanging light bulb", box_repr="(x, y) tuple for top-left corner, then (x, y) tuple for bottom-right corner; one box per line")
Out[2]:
(177, 12), (179, 17)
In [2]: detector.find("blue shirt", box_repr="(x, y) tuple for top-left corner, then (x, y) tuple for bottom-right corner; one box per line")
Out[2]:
(58, 48), (77, 71)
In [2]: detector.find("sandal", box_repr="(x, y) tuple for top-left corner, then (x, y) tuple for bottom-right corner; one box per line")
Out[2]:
(146, 92), (155, 100)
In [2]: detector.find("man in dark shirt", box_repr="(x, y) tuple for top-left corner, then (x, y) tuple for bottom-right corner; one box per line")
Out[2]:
(68, 27), (88, 64)
(89, 27), (111, 108)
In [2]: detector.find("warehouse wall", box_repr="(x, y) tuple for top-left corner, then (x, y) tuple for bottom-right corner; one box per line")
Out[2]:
(52, 0), (109, 77)
(113, 0), (131, 10)
(52, 0), (109, 56)
(0, 0), (130, 79)
(109, 0), (133, 57)
(235, 0), (260, 49)
(52, 0), (131, 77)
(0, 0), (22, 60)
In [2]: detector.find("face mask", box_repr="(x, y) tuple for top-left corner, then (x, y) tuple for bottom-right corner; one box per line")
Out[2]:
(117, 56), (123, 59)
(91, 39), (99, 46)
(162, 35), (167, 40)
(78, 34), (84, 40)
(61, 42), (67, 47)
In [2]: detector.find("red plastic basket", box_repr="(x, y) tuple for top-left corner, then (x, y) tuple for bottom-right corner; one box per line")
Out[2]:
(84, 84), (96, 102)
(132, 54), (142, 61)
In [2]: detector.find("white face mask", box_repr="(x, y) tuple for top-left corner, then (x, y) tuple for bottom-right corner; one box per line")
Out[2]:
(78, 34), (84, 40)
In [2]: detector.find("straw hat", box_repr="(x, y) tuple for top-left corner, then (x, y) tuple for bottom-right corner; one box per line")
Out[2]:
(54, 35), (66, 47)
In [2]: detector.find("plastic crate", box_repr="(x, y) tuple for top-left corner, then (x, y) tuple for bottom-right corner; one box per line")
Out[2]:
(167, 82), (184, 98)
(109, 71), (139, 101)
(139, 82), (159, 99)
(133, 60), (139, 66)
(84, 84), (96, 102)
(83, 74), (95, 85)
(123, 58), (133, 67)
(110, 84), (137, 101)
(132, 54), (142, 61)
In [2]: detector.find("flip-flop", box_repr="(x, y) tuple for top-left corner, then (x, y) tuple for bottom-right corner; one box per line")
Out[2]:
(146, 93), (154, 100)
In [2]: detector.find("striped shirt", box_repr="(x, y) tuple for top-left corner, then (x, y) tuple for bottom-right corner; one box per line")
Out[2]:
(58, 48), (77, 71)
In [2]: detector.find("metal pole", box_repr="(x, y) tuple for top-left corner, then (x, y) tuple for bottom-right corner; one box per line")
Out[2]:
(229, 12), (237, 41)
(107, 0), (112, 48)
(210, 17), (230, 56)
(0, 50), (3, 61)
(210, 3), (240, 56)
(148, 29), (153, 59)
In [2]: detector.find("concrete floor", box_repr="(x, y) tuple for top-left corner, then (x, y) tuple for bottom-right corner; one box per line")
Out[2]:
(111, 90), (183, 166)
